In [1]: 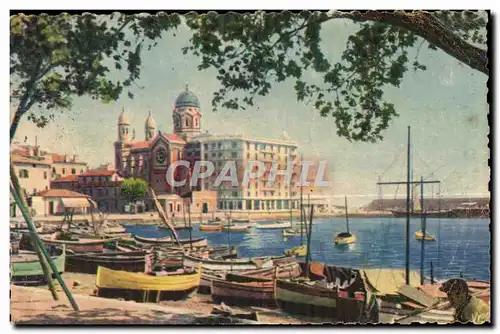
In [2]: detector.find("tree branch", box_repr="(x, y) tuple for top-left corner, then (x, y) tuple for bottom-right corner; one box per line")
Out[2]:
(328, 10), (488, 75)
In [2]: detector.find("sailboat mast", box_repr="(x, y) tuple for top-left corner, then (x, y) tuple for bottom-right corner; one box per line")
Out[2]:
(420, 175), (426, 285)
(300, 153), (304, 245)
(405, 126), (411, 285)
(344, 196), (350, 234)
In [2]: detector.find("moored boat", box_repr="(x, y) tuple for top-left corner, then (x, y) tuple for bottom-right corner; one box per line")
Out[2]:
(11, 251), (66, 285)
(334, 232), (357, 245)
(282, 228), (299, 237)
(415, 231), (436, 241)
(284, 244), (307, 257)
(211, 279), (276, 307)
(199, 222), (222, 232)
(65, 251), (154, 274)
(134, 235), (208, 248)
(184, 253), (274, 272)
(221, 224), (252, 232)
(40, 237), (117, 253)
(275, 262), (379, 323)
(256, 221), (292, 230)
(96, 265), (202, 302)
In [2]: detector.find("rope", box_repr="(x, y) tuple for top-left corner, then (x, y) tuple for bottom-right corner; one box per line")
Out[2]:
(380, 147), (405, 179)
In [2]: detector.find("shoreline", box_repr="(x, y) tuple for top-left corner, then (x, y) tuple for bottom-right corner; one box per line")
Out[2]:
(29, 210), (396, 227)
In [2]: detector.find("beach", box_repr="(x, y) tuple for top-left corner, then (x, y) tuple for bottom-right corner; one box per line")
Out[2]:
(11, 273), (307, 325)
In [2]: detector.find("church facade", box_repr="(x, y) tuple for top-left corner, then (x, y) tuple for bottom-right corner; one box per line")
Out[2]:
(114, 87), (331, 213)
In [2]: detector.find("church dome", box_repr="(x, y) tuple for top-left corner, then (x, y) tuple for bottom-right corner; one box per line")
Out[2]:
(145, 110), (156, 128)
(175, 86), (200, 109)
(118, 108), (129, 125)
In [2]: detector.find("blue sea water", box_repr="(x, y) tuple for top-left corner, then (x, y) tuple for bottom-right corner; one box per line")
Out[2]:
(124, 217), (491, 282)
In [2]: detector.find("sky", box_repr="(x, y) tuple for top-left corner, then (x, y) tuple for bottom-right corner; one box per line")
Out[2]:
(10, 15), (490, 207)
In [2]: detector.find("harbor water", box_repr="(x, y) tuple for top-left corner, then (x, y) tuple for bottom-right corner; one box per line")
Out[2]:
(124, 217), (491, 281)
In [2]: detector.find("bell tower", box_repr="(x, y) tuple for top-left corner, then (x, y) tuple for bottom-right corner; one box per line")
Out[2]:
(118, 108), (131, 143)
(145, 110), (156, 141)
(173, 85), (201, 141)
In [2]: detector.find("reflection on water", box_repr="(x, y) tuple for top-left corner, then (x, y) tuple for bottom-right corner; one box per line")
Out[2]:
(125, 217), (490, 281)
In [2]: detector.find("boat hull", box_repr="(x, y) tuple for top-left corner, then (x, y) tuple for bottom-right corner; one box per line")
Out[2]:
(256, 222), (292, 230)
(334, 235), (357, 245)
(183, 254), (274, 272)
(285, 244), (307, 257)
(66, 251), (154, 274)
(96, 266), (201, 302)
(211, 279), (275, 307)
(199, 224), (222, 232)
(11, 253), (65, 286)
(415, 231), (436, 241)
(134, 235), (208, 248)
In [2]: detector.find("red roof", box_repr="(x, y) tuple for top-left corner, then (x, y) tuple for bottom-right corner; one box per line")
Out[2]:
(51, 153), (67, 162)
(81, 169), (116, 177)
(11, 154), (51, 166)
(129, 140), (151, 150)
(162, 133), (185, 144)
(37, 189), (88, 198)
(51, 175), (79, 183)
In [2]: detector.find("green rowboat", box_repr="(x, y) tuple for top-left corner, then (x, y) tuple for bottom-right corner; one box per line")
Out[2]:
(11, 251), (65, 285)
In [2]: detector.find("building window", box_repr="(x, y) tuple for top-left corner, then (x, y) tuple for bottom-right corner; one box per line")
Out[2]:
(43, 171), (47, 179)
(218, 142), (222, 149)
(204, 144), (208, 150)
(231, 152), (237, 158)
(232, 142), (237, 149)
(62, 168), (66, 175)
(19, 169), (29, 179)
(232, 191), (238, 197)
(80, 169), (83, 174)
(52, 167), (56, 174)
(71, 168), (76, 175)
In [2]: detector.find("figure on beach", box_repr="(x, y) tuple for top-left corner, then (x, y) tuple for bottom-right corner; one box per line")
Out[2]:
(439, 278), (490, 324)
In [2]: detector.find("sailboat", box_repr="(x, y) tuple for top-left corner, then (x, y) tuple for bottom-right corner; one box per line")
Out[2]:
(282, 202), (299, 237)
(334, 196), (356, 245)
(285, 157), (308, 257)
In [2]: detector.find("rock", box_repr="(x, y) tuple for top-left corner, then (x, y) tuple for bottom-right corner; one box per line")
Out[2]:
(72, 280), (81, 287)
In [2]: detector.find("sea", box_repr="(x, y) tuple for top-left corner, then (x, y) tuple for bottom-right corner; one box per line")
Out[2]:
(124, 217), (491, 282)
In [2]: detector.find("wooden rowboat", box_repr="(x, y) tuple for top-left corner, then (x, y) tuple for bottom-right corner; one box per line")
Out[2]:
(211, 279), (276, 307)
(40, 237), (118, 253)
(184, 253), (274, 272)
(96, 265), (202, 302)
(226, 261), (301, 283)
(11, 251), (66, 285)
(275, 262), (379, 323)
(199, 223), (222, 232)
(66, 251), (154, 274)
(256, 221), (292, 230)
(284, 244), (307, 257)
(221, 225), (252, 232)
(134, 235), (208, 248)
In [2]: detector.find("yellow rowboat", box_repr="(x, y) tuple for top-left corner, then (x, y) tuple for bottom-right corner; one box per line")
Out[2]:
(282, 228), (299, 237)
(96, 265), (202, 302)
(334, 232), (357, 245)
(415, 231), (436, 241)
(284, 244), (307, 257)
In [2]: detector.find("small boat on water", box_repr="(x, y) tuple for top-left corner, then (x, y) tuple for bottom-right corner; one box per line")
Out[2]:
(65, 251), (154, 274)
(334, 196), (356, 245)
(221, 224), (252, 232)
(231, 219), (252, 224)
(415, 231), (436, 241)
(284, 244), (307, 257)
(334, 232), (357, 245)
(11, 251), (66, 285)
(256, 221), (292, 230)
(96, 265), (202, 302)
(282, 228), (299, 237)
(275, 262), (379, 323)
(199, 222), (222, 232)
(134, 235), (208, 248)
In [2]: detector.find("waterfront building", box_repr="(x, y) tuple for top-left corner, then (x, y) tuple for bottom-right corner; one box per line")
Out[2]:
(51, 165), (125, 213)
(50, 153), (88, 180)
(113, 86), (332, 213)
(31, 189), (92, 216)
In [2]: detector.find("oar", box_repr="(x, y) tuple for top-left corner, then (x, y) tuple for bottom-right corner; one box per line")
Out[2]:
(393, 289), (490, 323)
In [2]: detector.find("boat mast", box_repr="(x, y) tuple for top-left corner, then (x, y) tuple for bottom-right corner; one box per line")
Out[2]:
(344, 196), (350, 234)
(406, 126), (411, 285)
(188, 200), (193, 251)
(420, 175), (426, 285)
(300, 153), (304, 245)
(305, 204), (314, 278)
